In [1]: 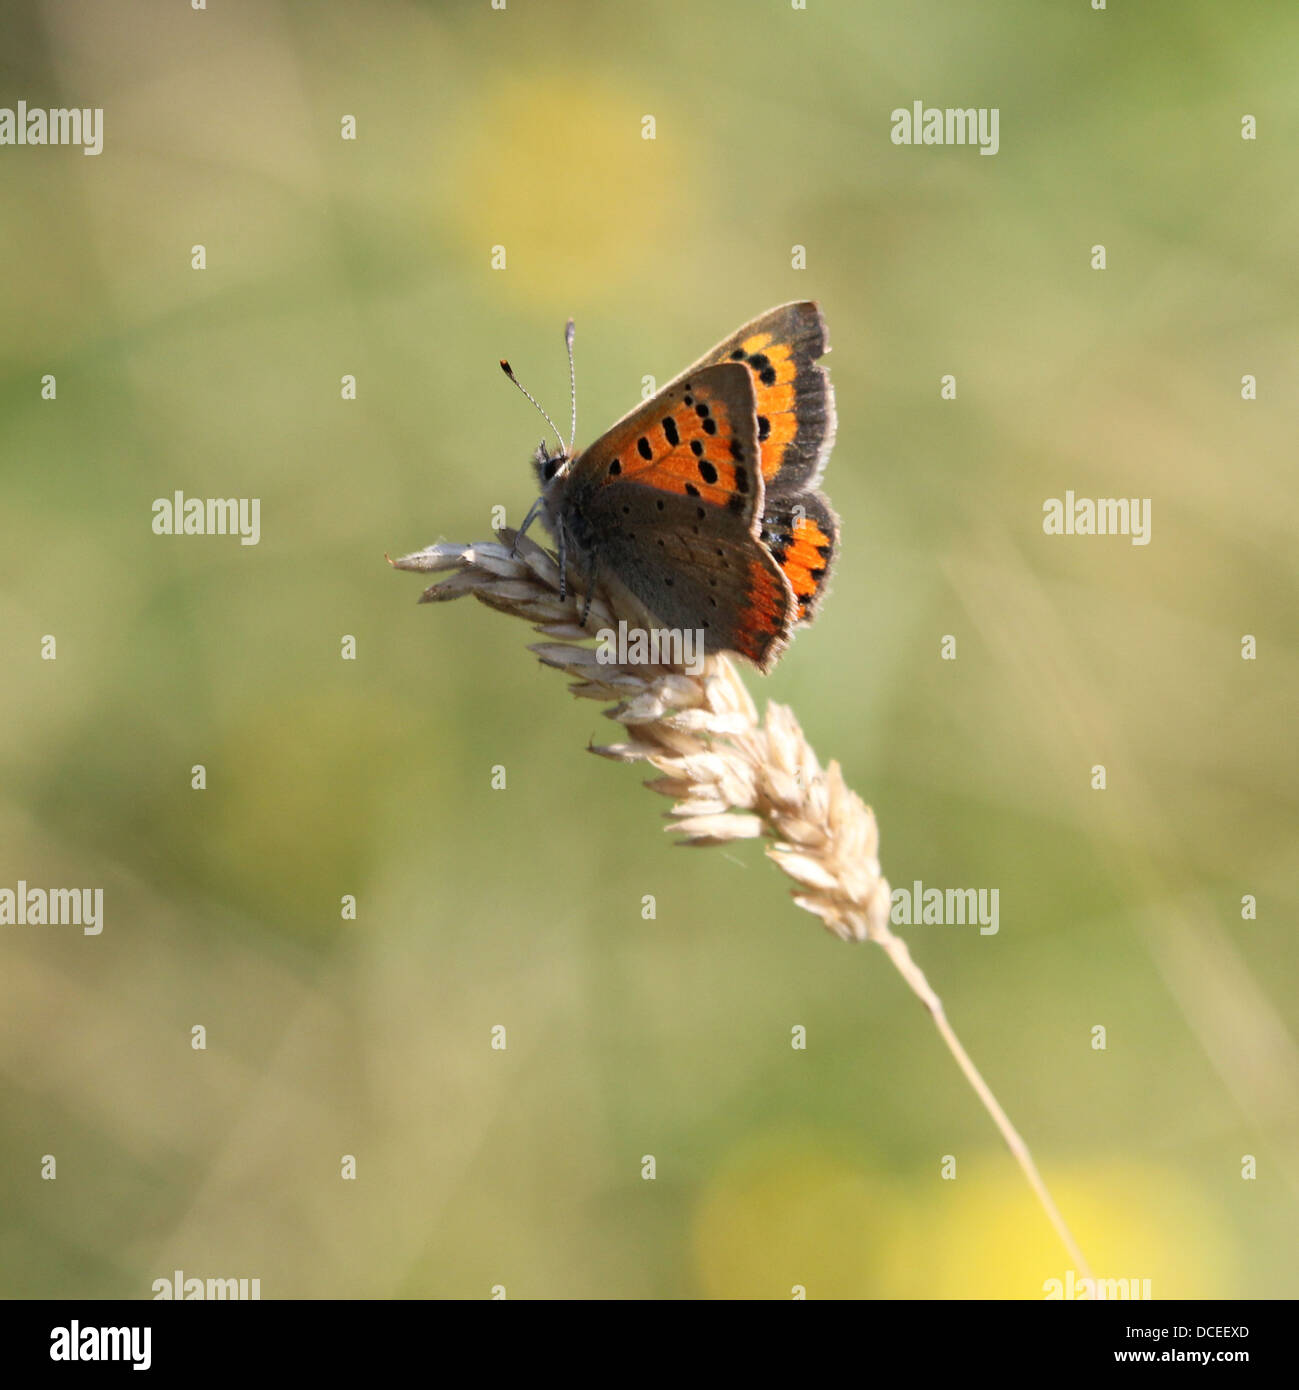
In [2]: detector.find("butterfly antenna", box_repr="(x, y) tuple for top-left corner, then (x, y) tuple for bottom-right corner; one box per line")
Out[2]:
(499, 358), (566, 458)
(565, 318), (577, 455)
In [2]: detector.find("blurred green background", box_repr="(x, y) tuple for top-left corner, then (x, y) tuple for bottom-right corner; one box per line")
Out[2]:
(2, 0), (1296, 1299)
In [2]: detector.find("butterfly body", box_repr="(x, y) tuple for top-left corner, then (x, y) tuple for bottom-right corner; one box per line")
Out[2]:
(525, 302), (838, 673)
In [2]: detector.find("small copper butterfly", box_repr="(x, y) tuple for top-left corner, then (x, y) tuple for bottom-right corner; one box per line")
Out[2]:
(503, 302), (838, 672)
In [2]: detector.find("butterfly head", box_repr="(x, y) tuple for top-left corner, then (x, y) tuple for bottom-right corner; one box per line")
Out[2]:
(532, 439), (570, 490)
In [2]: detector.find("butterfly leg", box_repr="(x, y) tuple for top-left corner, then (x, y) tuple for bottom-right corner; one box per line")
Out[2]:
(512, 494), (547, 555)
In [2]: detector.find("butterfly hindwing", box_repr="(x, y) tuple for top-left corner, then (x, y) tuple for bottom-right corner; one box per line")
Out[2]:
(759, 488), (838, 623)
(582, 485), (796, 672)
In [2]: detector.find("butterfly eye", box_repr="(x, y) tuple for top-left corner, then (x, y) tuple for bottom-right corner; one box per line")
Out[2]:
(543, 458), (561, 481)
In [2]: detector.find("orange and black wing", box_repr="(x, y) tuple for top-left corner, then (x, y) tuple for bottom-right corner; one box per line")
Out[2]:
(665, 301), (837, 495)
(664, 302), (839, 623)
(758, 490), (837, 625)
(570, 361), (762, 522)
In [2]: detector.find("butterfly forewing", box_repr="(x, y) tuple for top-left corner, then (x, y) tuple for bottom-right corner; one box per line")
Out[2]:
(664, 301), (837, 494)
(567, 362), (763, 525)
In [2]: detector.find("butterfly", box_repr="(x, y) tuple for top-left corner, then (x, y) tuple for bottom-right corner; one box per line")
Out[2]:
(505, 302), (838, 673)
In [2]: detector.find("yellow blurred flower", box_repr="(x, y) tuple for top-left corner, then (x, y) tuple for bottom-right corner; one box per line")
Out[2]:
(694, 1135), (1238, 1299)
(447, 74), (686, 294)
